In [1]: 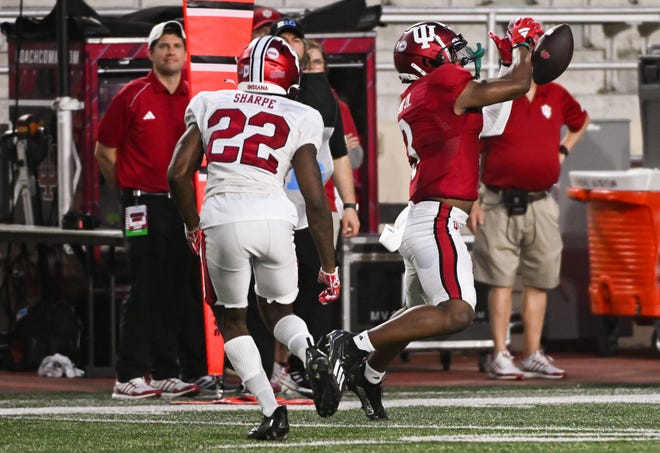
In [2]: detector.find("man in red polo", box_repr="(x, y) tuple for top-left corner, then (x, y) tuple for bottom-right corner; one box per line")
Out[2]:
(470, 21), (589, 380)
(95, 20), (204, 399)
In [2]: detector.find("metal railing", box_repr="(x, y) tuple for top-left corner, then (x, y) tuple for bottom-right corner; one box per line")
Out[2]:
(1, 6), (659, 78)
(380, 6), (660, 24)
(378, 7), (660, 78)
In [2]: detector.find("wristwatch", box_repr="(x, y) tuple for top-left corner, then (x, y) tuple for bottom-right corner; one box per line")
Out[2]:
(343, 203), (359, 211)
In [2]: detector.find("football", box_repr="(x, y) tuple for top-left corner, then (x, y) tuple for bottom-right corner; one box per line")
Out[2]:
(532, 24), (574, 85)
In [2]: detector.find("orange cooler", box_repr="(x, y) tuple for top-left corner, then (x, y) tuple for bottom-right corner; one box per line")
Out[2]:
(567, 186), (660, 318)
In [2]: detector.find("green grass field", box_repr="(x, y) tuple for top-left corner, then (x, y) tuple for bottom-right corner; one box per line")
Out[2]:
(1, 385), (659, 452)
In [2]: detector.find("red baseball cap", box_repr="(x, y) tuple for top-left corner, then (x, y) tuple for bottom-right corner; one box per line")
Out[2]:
(253, 7), (282, 31)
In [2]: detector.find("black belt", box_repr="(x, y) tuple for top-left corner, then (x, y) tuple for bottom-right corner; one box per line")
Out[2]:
(486, 186), (549, 202)
(121, 189), (171, 199)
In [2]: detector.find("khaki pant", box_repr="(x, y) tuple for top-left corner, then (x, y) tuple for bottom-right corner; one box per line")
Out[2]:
(472, 186), (562, 289)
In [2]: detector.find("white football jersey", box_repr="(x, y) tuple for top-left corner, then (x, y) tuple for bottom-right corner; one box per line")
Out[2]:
(185, 89), (323, 228)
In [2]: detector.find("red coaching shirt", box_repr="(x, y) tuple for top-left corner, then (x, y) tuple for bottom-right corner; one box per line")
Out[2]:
(97, 70), (189, 193)
(397, 63), (483, 203)
(481, 82), (588, 192)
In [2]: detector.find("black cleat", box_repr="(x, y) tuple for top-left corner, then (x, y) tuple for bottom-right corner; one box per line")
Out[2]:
(324, 330), (368, 391)
(348, 364), (389, 420)
(305, 342), (341, 418)
(246, 405), (289, 441)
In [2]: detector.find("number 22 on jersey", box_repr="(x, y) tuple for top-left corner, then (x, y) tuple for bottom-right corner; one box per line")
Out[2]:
(206, 108), (290, 174)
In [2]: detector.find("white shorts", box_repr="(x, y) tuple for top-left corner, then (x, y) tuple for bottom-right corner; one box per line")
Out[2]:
(398, 201), (476, 310)
(203, 220), (299, 308)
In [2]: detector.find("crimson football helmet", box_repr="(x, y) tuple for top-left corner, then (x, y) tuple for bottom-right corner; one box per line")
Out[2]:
(394, 21), (476, 82)
(237, 36), (300, 95)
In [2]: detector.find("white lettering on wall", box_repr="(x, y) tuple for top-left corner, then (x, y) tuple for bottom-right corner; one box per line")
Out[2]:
(18, 49), (80, 65)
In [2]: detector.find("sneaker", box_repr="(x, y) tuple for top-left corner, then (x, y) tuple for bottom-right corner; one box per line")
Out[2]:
(189, 375), (219, 395)
(487, 350), (524, 380)
(519, 349), (567, 379)
(305, 342), (341, 418)
(348, 364), (388, 420)
(246, 405), (289, 440)
(270, 363), (285, 394)
(280, 355), (314, 398)
(150, 377), (201, 397)
(112, 377), (162, 400)
(324, 330), (368, 391)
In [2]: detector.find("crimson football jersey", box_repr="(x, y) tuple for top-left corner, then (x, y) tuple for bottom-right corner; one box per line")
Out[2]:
(98, 71), (189, 193)
(397, 64), (483, 203)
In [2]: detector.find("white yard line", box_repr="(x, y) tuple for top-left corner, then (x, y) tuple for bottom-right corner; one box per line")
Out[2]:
(4, 396), (660, 449)
(208, 433), (660, 449)
(383, 393), (660, 407)
(13, 416), (660, 437)
(401, 434), (660, 442)
(1, 393), (659, 416)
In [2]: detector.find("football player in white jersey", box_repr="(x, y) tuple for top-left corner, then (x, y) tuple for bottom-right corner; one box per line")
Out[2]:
(168, 36), (342, 441)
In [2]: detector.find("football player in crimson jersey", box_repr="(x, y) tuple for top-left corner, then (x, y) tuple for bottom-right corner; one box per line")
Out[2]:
(168, 36), (342, 440)
(323, 18), (541, 420)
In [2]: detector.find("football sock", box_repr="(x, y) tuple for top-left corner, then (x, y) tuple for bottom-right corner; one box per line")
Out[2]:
(245, 371), (278, 417)
(274, 314), (313, 362)
(365, 362), (386, 384)
(224, 335), (278, 417)
(352, 330), (376, 353)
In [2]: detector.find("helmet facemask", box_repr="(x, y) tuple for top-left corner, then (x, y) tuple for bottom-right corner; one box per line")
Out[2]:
(447, 34), (486, 80)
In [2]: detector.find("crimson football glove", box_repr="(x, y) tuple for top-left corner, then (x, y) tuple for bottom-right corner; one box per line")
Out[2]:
(318, 267), (341, 305)
(489, 31), (513, 66)
(509, 17), (544, 48)
(185, 225), (202, 256)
